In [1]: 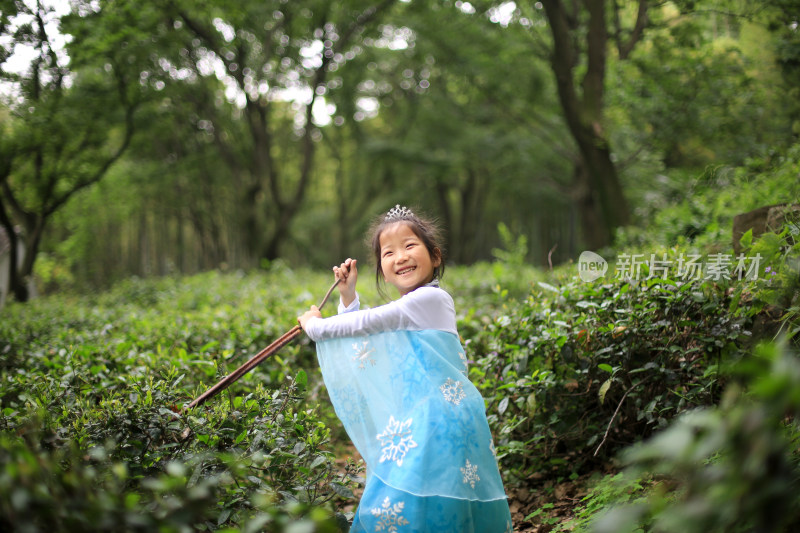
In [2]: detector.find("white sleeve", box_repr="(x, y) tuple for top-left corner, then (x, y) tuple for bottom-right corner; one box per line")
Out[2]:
(337, 293), (360, 314)
(303, 286), (457, 341)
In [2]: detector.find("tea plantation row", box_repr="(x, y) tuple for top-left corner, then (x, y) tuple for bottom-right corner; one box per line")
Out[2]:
(2, 242), (799, 531)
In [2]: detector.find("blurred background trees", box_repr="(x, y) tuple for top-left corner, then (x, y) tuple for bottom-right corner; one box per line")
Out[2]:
(1, 0), (798, 294)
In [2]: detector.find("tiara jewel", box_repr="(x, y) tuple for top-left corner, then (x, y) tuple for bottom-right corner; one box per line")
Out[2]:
(385, 204), (414, 221)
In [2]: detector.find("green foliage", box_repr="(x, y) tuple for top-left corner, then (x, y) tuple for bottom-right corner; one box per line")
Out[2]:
(467, 261), (759, 481)
(0, 269), (358, 530)
(745, 214), (800, 325)
(3, 186), (798, 530)
(2, 0), (793, 288)
(613, 15), (790, 169)
(584, 341), (800, 533)
(469, 213), (797, 498)
(491, 222), (529, 266)
(554, 225), (800, 532)
(32, 252), (76, 293)
(616, 142), (800, 254)
(563, 472), (649, 533)
(0, 432), (340, 533)
(0, 0), (145, 300)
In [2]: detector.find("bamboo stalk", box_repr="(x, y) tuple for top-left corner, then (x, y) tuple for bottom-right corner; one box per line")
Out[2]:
(184, 278), (340, 411)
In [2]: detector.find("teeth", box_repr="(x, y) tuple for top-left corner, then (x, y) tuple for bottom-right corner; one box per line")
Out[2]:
(398, 267), (415, 275)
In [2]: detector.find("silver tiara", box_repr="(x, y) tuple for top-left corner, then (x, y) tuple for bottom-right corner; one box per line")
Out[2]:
(385, 204), (414, 221)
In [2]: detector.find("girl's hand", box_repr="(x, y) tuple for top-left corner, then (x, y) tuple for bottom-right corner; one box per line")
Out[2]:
(298, 305), (321, 330)
(333, 258), (358, 307)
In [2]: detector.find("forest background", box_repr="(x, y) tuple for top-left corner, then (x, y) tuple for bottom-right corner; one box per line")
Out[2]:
(2, 0), (800, 532)
(2, 0), (797, 294)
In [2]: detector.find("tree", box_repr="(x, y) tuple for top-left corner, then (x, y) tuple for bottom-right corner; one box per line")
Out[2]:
(534, 0), (647, 250)
(320, 1), (574, 264)
(148, 0), (399, 262)
(0, 0), (141, 301)
(763, 0), (800, 135)
(610, 14), (790, 170)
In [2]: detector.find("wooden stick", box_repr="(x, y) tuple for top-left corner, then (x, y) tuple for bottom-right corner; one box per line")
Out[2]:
(184, 278), (340, 411)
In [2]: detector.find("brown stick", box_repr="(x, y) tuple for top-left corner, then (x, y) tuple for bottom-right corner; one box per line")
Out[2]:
(183, 278), (340, 411)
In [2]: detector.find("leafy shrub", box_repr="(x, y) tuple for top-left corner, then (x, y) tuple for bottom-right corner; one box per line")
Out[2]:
(3, 229), (795, 530)
(0, 269), (360, 530)
(561, 226), (800, 532)
(561, 472), (649, 533)
(0, 367), (348, 530)
(0, 431), (342, 533)
(492, 222), (529, 266)
(582, 341), (800, 533)
(743, 220), (800, 337)
(468, 267), (757, 481)
(615, 142), (800, 254)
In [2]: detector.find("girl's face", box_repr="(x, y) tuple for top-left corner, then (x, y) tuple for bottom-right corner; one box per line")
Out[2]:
(379, 222), (441, 296)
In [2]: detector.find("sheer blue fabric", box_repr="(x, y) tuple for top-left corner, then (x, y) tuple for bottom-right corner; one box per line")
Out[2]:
(316, 329), (512, 532)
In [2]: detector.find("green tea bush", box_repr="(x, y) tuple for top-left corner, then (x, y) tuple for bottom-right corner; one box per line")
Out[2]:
(581, 340), (800, 533)
(468, 185), (800, 486)
(0, 430), (342, 533)
(468, 268), (757, 481)
(3, 222), (795, 530)
(0, 269), (358, 530)
(558, 226), (800, 532)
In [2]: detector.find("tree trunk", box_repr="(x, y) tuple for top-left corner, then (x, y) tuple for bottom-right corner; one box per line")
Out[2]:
(572, 160), (609, 251)
(569, 123), (629, 244)
(541, 0), (630, 249)
(263, 209), (293, 262)
(0, 221), (29, 303)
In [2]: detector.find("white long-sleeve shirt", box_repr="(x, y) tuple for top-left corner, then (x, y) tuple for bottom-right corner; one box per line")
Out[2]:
(303, 285), (458, 341)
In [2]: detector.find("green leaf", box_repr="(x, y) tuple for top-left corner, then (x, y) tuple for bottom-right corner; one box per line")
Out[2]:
(537, 281), (560, 293)
(309, 455), (327, 470)
(739, 228), (753, 251)
(498, 397), (509, 415)
(598, 363), (614, 373)
(598, 378), (612, 405)
(217, 508), (232, 525)
(526, 393), (537, 416)
(329, 481), (354, 499)
(295, 369), (307, 388)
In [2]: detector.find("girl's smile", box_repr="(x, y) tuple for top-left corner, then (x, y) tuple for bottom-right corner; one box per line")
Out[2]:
(380, 222), (441, 295)
(301, 204), (512, 531)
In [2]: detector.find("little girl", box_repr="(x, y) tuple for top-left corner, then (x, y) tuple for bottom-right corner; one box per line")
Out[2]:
(298, 205), (512, 532)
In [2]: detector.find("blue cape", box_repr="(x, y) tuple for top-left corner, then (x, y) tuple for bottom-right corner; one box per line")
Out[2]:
(317, 329), (512, 532)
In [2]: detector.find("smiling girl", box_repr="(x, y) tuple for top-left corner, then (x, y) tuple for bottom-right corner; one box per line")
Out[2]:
(299, 205), (512, 532)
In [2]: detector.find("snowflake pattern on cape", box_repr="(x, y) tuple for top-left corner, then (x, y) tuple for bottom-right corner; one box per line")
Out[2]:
(461, 458), (480, 488)
(440, 378), (466, 405)
(329, 385), (368, 427)
(387, 340), (430, 408)
(352, 339), (376, 369)
(371, 496), (410, 532)
(376, 415), (418, 467)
